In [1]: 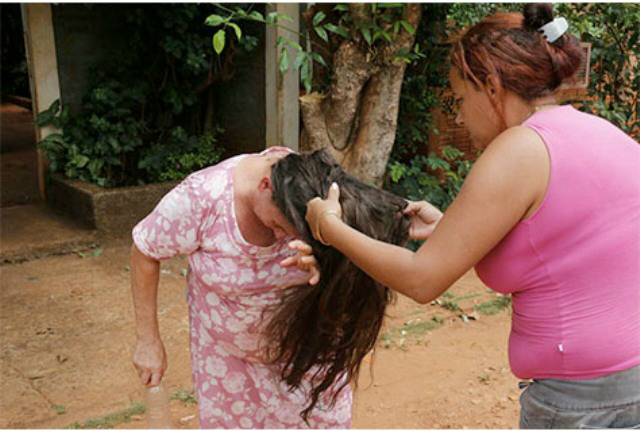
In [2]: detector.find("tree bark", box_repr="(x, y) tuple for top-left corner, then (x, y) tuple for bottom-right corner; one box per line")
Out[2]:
(299, 3), (422, 186)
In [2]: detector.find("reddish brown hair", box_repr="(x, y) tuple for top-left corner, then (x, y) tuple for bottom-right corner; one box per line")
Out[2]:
(450, 3), (584, 125)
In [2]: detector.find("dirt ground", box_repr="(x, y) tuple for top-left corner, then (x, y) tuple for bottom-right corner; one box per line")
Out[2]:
(0, 238), (521, 429)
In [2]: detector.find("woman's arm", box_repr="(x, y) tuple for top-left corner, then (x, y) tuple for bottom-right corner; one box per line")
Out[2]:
(307, 127), (549, 303)
(130, 244), (167, 386)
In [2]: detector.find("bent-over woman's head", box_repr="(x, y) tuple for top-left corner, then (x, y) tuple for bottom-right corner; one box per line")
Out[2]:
(267, 148), (410, 419)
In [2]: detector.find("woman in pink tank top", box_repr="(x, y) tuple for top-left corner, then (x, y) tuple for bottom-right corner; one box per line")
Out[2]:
(299, 3), (640, 429)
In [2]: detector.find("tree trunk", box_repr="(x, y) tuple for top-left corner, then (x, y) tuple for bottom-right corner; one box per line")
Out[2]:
(300, 4), (422, 186)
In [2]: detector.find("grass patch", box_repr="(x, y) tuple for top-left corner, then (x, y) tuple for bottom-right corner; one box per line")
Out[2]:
(474, 295), (512, 315)
(454, 293), (481, 302)
(380, 317), (443, 349)
(439, 300), (461, 312)
(52, 405), (66, 415)
(170, 388), (197, 406)
(64, 402), (145, 429)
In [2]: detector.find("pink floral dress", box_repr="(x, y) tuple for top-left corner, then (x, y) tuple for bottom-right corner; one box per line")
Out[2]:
(133, 147), (352, 428)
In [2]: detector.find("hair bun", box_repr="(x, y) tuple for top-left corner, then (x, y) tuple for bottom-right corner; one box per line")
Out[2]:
(523, 3), (554, 30)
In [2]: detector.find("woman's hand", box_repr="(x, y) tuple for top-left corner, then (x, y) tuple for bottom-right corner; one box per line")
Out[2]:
(133, 337), (167, 387)
(280, 239), (321, 285)
(306, 182), (343, 244)
(404, 200), (443, 241)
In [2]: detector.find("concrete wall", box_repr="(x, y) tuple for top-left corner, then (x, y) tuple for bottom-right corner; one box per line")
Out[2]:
(214, 12), (267, 156)
(51, 5), (126, 113)
(51, 4), (267, 152)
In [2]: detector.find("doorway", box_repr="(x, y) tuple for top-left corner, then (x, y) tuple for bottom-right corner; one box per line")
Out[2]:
(1, 4), (40, 208)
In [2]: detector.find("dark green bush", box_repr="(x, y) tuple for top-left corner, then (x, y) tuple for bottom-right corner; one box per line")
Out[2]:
(36, 4), (257, 187)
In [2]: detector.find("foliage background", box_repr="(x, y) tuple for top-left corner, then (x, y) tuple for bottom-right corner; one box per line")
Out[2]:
(35, 4), (259, 187)
(10, 3), (636, 193)
(388, 3), (639, 211)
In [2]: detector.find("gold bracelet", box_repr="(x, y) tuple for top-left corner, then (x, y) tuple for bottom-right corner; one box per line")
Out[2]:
(315, 210), (341, 246)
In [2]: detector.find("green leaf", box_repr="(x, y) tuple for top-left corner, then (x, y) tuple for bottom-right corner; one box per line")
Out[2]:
(293, 52), (306, 70)
(228, 22), (242, 41)
(315, 26), (329, 43)
(381, 31), (393, 43)
(93, 248), (103, 257)
(213, 29), (226, 54)
(334, 5), (349, 12)
(400, 20), (415, 35)
(249, 11), (264, 22)
(73, 155), (90, 168)
(379, 3), (404, 8)
(362, 28), (372, 45)
(266, 11), (278, 24)
(283, 39), (302, 51)
(309, 51), (328, 68)
(300, 59), (312, 93)
(313, 11), (326, 27)
(325, 24), (350, 39)
(266, 11), (292, 24)
(279, 48), (289, 74)
(204, 14), (225, 27)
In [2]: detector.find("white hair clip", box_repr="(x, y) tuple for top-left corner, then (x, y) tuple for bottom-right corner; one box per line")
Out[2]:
(538, 17), (569, 43)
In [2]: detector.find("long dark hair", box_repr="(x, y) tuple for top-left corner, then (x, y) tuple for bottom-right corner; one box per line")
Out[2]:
(266, 149), (410, 419)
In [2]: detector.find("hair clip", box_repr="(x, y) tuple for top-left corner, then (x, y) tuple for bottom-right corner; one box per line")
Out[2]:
(538, 17), (569, 44)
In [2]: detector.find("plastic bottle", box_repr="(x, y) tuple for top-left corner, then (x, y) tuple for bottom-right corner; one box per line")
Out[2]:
(145, 384), (172, 429)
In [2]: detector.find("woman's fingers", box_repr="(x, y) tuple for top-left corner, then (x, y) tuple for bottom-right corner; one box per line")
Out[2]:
(327, 182), (340, 202)
(288, 239), (313, 254)
(281, 253), (317, 271)
(306, 183), (343, 240)
(308, 267), (320, 285)
(280, 239), (321, 285)
(139, 370), (151, 386)
(149, 372), (162, 387)
(280, 240), (313, 268)
(133, 338), (167, 387)
(403, 200), (422, 215)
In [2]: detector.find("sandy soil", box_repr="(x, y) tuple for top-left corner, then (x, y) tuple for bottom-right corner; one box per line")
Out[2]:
(0, 240), (520, 429)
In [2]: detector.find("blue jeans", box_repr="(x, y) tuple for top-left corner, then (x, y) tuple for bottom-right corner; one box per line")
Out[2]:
(519, 365), (640, 429)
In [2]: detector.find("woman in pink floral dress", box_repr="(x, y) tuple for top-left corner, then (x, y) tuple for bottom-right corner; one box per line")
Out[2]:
(130, 146), (352, 428)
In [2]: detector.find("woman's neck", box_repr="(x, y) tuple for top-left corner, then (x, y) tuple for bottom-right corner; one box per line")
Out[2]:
(504, 93), (559, 127)
(234, 156), (277, 247)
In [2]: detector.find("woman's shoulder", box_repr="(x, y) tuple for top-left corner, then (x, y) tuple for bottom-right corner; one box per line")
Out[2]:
(486, 125), (547, 162)
(468, 126), (549, 208)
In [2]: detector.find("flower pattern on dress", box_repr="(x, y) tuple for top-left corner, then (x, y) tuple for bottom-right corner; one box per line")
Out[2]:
(133, 147), (352, 429)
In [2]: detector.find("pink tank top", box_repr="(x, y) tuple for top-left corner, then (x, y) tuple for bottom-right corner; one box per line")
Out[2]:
(475, 105), (640, 380)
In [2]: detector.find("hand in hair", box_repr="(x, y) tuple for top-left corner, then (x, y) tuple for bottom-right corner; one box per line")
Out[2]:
(403, 200), (443, 241)
(306, 182), (342, 244)
(280, 239), (321, 285)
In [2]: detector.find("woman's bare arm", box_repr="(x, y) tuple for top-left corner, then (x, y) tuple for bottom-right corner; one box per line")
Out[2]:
(130, 244), (167, 386)
(307, 127), (549, 303)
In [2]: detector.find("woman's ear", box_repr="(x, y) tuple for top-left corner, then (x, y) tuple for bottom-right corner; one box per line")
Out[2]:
(258, 176), (273, 191)
(485, 75), (500, 101)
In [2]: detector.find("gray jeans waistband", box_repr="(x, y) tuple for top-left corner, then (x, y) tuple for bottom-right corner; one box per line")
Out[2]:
(526, 365), (640, 410)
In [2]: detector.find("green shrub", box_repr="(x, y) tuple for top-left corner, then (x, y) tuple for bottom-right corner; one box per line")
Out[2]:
(36, 4), (256, 187)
